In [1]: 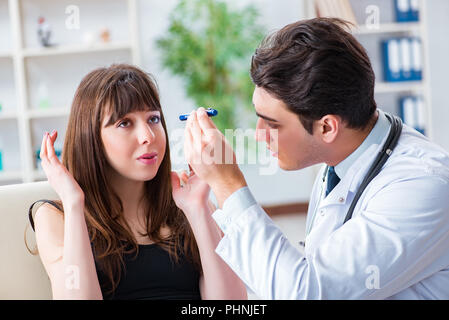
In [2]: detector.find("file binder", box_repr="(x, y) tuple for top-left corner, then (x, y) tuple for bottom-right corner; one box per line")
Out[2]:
(399, 96), (426, 135)
(415, 96), (426, 135)
(383, 37), (422, 82)
(383, 39), (402, 82)
(395, 0), (420, 22)
(410, 0), (420, 22)
(399, 96), (416, 127)
(395, 0), (411, 22)
(400, 38), (412, 81)
(410, 37), (423, 80)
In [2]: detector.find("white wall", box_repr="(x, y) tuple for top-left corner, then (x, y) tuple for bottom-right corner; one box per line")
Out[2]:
(425, 0), (449, 152)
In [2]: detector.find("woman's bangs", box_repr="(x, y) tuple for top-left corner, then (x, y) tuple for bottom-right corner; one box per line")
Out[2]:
(102, 79), (160, 126)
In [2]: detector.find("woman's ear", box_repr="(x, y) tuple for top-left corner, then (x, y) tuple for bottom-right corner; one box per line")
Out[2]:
(318, 115), (340, 144)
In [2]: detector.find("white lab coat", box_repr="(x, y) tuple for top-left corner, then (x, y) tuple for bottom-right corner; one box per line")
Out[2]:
(212, 120), (449, 299)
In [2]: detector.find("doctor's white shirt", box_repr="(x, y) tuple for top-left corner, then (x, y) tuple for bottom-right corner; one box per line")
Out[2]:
(212, 109), (449, 299)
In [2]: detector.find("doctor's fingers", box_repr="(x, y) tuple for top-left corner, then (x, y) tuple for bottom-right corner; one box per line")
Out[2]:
(184, 122), (199, 166)
(189, 110), (204, 146)
(175, 170), (190, 184)
(197, 107), (218, 140)
(186, 111), (207, 158)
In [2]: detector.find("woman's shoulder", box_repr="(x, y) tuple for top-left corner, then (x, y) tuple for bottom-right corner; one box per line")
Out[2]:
(34, 201), (64, 229)
(34, 201), (65, 264)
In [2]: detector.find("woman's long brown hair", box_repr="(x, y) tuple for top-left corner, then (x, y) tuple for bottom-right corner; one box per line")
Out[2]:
(33, 64), (201, 295)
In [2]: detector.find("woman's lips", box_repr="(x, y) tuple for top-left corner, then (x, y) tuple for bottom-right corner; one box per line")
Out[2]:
(138, 157), (157, 165)
(137, 152), (158, 165)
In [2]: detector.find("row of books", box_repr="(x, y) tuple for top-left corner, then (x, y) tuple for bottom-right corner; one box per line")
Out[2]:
(314, 0), (357, 26)
(383, 37), (422, 82)
(395, 0), (420, 22)
(399, 95), (426, 135)
(315, 0), (420, 25)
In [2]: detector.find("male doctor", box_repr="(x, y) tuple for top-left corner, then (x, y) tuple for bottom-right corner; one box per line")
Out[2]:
(182, 18), (449, 299)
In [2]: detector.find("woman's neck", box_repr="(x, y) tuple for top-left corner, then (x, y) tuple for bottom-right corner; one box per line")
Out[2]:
(107, 170), (147, 226)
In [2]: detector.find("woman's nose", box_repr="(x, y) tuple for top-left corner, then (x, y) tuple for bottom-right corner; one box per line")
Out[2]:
(138, 124), (156, 145)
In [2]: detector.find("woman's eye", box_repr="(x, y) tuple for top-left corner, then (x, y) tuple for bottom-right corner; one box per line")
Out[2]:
(149, 115), (160, 124)
(118, 120), (130, 128)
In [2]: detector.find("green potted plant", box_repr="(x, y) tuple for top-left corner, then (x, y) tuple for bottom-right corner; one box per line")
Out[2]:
(156, 0), (265, 133)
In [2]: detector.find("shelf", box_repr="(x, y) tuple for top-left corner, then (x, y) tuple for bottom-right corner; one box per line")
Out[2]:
(0, 52), (13, 59)
(375, 81), (424, 94)
(353, 22), (422, 35)
(0, 0), (140, 186)
(22, 42), (133, 58)
(0, 110), (18, 120)
(27, 108), (70, 119)
(0, 170), (23, 182)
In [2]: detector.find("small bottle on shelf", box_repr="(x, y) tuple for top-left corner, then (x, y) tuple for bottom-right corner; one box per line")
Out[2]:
(37, 82), (51, 109)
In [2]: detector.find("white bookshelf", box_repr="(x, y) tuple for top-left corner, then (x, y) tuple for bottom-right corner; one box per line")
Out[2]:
(0, 0), (141, 185)
(303, 0), (432, 139)
(353, 21), (422, 35)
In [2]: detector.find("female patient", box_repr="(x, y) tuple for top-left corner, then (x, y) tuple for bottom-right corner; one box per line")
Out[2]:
(28, 64), (247, 300)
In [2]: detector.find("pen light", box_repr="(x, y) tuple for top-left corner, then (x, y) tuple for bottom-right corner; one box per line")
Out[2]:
(179, 108), (218, 121)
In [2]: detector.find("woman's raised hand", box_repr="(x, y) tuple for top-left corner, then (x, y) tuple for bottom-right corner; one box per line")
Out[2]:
(171, 168), (212, 220)
(40, 130), (85, 208)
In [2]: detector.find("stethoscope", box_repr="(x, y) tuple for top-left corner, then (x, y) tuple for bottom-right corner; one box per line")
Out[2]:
(304, 112), (403, 239)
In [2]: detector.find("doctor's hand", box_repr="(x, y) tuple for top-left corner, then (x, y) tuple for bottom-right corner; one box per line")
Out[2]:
(183, 107), (247, 208)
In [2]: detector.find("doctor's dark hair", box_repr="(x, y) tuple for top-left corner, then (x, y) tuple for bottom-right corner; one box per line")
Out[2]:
(250, 17), (377, 134)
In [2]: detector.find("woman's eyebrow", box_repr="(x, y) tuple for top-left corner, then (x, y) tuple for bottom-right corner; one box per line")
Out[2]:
(102, 110), (161, 127)
(255, 112), (279, 123)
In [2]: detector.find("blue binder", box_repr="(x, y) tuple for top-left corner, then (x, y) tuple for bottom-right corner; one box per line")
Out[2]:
(410, 37), (423, 80)
(399, 96), (426, 135)
(383, 37), (422, 82)
(409, 0), (420, 22)
(383, 39), (402, 82)
(399, 38), (412, 81)
(395, 0), (411, 22)
(395, 0), (419, 22)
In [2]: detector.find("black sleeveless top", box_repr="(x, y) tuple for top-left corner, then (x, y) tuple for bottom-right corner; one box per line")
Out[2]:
(28, 200), (201, 300)
(96, 242), (201, 300)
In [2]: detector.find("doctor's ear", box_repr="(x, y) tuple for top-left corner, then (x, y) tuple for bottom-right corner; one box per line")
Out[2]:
(317, 115), (340, 143)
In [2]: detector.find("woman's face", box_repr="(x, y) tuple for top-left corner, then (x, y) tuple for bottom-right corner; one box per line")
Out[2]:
(101, 108), (167, 182)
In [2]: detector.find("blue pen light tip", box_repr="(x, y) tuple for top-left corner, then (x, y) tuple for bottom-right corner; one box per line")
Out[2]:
(179, 107), (218, 121)
(207, 108), (218, 116)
